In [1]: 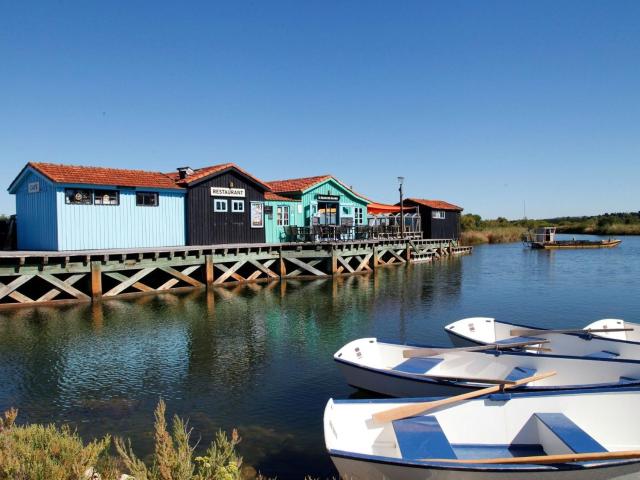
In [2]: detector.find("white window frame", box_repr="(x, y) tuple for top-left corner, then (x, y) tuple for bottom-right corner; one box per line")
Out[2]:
(432, 210), (446, 219)
(354, 207), (364, 225)
(213, 198), (228, 212)
(231, 199), (245, 212)
(277, 205), (290, 226)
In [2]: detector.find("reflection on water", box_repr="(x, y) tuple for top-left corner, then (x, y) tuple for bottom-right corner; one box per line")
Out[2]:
(1, 237), (639, 478)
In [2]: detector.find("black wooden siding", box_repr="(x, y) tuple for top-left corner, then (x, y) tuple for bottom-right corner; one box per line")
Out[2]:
(186, 170), (266, 245)
(403, 200), (461, 240)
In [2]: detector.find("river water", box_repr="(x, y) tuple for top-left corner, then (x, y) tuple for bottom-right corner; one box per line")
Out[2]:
(1, 235), (639, 478)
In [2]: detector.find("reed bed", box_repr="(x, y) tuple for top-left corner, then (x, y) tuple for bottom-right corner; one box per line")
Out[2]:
(460, 226), (526, 245)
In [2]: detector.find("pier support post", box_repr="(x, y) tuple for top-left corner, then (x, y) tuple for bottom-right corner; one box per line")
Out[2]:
(279, 249), (286, 278)
(205, 254), (214, 288)
(90, 261), (102, 300)
(405, 241), (412, 263)
(331, 247), (338, 275)
(372, 244), (379, 269)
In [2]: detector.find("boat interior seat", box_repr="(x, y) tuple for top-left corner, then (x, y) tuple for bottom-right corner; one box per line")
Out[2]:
(584, 350), (619, 360)
(619, 376), (638, 384)
(392, 415), (457, 460)
(505, 366), (537, 382)
(534, 413), (607, 454)
(393, 357), (443, 375)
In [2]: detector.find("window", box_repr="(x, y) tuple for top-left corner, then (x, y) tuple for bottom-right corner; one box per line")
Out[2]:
(354, 207), (364, 225)
(94, 189), (119, 206)
(213, 198), (228, 212)
(136, 191), (159, 207)
(432, 210), (446, 219)
(65, 188), (93, 205)
(231, 199), (244, 212)
(277, 206), (290, 226)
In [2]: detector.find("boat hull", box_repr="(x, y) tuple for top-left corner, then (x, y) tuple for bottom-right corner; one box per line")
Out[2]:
(331, 454), (640, 480)
(336, 359), (469, 397)
(532, 240), (621, 249)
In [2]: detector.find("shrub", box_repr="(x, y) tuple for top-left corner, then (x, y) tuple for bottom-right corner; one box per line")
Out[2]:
(0, 408), (112, 480)
(115, 399), (243, 480)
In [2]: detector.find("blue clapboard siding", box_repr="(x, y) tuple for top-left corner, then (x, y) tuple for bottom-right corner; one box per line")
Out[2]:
(14, 170), (58, 250)
(55, 186), (185, 250)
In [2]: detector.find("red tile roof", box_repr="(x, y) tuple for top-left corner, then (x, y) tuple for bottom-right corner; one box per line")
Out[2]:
(173, 163), (271, 191)
(267, 175), (371, 204)
(264, 192), (300, 201)
(267, 175), (332, 194)
(405, 198), (463, 211)
(28, 162), (181, 189)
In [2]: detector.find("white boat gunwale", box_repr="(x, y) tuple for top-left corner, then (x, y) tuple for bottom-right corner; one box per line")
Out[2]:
(445, 319), (640, 347)
(335, 338), (640, 393)
(327, 448), (640, 472)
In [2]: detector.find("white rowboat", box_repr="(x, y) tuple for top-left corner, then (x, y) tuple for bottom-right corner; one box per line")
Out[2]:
(335, 338), (640, 397)
(325, 387), (640, 480)
(445, 317), (640, 360)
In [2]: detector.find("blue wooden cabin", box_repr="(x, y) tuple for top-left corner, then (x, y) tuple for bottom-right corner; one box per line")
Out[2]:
(8, 162), (186, 251)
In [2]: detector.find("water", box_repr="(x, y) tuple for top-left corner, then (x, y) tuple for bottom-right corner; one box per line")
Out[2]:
(1, 235), (639, 478)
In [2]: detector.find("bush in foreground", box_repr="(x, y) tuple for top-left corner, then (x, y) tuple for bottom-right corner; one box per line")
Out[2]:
(0, 401), (251, 480)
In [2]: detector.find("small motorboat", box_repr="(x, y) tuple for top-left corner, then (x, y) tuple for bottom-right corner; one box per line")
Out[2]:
(325, 387), (640, 480)
(524, 227), (621, 249)
(444, 317), (640, 360)
(334, 338), (640, 397)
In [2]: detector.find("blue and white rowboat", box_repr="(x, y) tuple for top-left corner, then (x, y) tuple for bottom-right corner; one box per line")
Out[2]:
(325, 387), (640, 480)
(335, 338), (640, 397)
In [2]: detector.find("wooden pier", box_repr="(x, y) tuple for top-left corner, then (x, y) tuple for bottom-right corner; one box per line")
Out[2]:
(0, 239), (471, 308)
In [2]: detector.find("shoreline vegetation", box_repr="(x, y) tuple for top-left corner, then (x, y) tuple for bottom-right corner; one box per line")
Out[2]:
(460, 211), (640, 246)
(0, 401), (304, 480)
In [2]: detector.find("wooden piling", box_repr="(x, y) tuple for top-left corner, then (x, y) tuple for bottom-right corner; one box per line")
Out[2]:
(90, 261), (102, 299)
(205, 254), (214, 287)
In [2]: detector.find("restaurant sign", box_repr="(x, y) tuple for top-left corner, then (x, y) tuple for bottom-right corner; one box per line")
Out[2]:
(316, 194), (340, 202)
(210, 187), (245, 197)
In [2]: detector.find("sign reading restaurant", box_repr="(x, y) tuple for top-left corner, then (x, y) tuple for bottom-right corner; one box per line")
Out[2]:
(210, 187), (246, 197)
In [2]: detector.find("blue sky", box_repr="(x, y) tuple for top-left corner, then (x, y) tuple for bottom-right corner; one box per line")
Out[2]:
(1, 1), (638, 219)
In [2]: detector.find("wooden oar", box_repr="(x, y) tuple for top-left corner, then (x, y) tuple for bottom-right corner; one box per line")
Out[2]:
(403, 339), (549, 358)
(510, 327), (633, 336)
(421, 449), (640, 465)
(422, 374), (516, 385)
(371, 371), (556, 424)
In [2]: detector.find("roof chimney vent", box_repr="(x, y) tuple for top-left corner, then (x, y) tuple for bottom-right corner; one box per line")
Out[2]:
(177, 167), (194, 179)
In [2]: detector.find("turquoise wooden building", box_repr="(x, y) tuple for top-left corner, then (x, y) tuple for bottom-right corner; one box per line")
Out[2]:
(8, 162), (186, 251)
(264, 192), (303, 243)
(267, 175), (369, 230)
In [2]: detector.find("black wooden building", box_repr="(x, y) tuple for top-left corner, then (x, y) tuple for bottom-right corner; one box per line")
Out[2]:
(177, 164), (270, 245)
(400, 198), (463, 240)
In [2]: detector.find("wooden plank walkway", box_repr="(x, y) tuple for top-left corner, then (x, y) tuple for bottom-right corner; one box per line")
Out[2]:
(0, 239), (472, 308)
